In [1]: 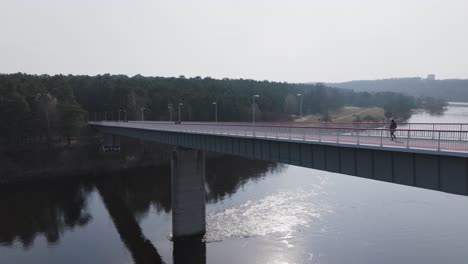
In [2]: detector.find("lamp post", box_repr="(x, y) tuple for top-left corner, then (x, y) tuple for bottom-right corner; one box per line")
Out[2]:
(178, 103), (183, 123)
(140, 107), (146, 121)
(252, 95), (260, 124)
(168, 104), (173, 121)
(297, 93), (303, 119)
(212, 102), (218, 122)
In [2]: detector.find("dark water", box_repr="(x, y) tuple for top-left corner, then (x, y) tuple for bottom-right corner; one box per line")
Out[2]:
(2, 106), (468, 264)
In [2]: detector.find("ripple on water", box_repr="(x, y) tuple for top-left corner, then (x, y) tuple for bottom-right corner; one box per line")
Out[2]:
(205, 187), (332, 242)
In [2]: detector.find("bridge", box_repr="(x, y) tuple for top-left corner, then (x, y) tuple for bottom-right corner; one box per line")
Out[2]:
(89, 120), (468, 240)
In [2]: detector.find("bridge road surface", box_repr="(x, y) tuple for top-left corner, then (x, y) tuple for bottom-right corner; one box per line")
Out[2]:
(90, 121), (468, 157)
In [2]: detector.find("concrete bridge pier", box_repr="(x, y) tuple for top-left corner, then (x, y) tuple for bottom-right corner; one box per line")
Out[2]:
(103, 133), (114, 145)
(171, 147), (206, 239)
(174, 238), (206, 264)
(103, 133), (120, 145)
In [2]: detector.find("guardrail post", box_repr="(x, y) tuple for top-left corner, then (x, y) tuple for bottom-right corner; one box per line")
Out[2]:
(289, 127), (291, 140)
(437, 131), (441, 151)
(318, 128), (321, 142)
(459, 124), (462, 140)
(406, 130), (410, 148)
(380, 129), (383, 147)
(357, 130), (360, 145)
(336, 129), (339, 143)
(432, 124), (435, 139)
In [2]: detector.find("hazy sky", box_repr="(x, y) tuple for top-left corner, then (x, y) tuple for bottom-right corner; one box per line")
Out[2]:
(1, 0), (467, 82)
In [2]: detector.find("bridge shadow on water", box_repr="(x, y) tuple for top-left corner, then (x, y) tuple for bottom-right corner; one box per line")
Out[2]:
(0, 154), (281, 263)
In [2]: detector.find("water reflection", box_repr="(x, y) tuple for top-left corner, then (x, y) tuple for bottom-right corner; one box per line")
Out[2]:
(206, 188), (326, 242)
(93, 156), (281, 215)
(99, 166), (172, 217)
(97, 171), (211, 264)
(173, 238), (206, 264)
(206, 155), (284, 202)
(0, 179), (92, 248)
(0, 154), (278, 263)
(97, 182), (165, 264)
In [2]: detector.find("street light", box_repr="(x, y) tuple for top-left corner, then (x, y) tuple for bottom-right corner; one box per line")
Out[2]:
(168, 104), (173, 121)
(212, 102), (218, 122)
(297, 93), (303, 119)
(140, 107), (146, 121)
(252, 95), (260, 124)
(178, 103), (183, 123)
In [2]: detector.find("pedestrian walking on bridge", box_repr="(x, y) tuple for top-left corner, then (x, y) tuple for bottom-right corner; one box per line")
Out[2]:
(389, 119), (397, 141)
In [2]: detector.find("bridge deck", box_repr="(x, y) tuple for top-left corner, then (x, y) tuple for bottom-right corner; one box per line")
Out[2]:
(89, 121), (468, 196)
(89, 121), (468, 157)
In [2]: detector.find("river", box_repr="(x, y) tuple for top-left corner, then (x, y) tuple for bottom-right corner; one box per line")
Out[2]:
(1, 103), (468, 264)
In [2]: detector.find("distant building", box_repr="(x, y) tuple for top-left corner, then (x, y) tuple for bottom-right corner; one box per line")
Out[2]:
(427, 74), (435, 80)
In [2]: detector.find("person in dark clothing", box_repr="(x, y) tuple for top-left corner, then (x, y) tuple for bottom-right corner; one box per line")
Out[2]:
(389, 119), (397, 141)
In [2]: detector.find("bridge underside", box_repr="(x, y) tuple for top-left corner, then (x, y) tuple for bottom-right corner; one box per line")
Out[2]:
(96, 125), (468, 196)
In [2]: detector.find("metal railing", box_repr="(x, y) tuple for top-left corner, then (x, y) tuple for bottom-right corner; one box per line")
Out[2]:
(208, 121), (468, 132)
(89, 112), (468, 132)
(89, 121), (468, 154)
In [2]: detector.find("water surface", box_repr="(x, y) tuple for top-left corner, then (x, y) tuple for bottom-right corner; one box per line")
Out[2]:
(1, 104), (468, 264)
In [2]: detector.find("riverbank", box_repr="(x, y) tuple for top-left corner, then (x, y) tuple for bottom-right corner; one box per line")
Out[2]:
(0, 130), (228, 185)
(301, 106), (386, 122)
(0, 134), (174, 184)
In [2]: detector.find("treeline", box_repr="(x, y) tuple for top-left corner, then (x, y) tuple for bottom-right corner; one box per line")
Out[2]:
(67, 74), (438, 121)
(343, 91), (447, 119)
(0, 73), (444, 145)
(0, 74), (84, 146)
(329, 77), (468, 102)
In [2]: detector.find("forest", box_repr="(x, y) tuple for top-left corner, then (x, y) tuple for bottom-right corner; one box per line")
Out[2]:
(330, 77), (468, 102)
(0, 73), (446, 146)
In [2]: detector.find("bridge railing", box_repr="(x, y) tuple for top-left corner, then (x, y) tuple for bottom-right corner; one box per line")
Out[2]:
(88, 115), (468, 132)
(90, 121), (468, 153)
(215, 121), (468, 132)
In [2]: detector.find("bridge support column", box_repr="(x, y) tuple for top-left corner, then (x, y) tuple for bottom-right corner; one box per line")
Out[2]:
(103, 133), (114, 145)
(171, 147), (206, 239)
(102, 133), (121, 146)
